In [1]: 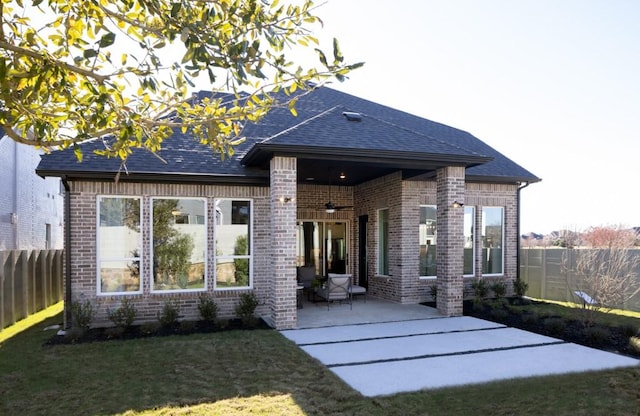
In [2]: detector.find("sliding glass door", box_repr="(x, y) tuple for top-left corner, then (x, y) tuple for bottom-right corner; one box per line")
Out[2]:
(296, 221), (348, 276)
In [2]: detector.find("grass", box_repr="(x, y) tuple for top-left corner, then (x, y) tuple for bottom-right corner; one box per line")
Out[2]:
(1, 305), (639, 415)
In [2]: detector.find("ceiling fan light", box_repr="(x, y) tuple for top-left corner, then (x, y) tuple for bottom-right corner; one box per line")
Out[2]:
(326, 208), (336, 213)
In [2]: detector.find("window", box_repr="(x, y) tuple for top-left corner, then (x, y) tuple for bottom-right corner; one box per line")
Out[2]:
(419, 205), (475, 277)
(151, 198), (206, 292)
(482, 207), (504, 275)
(419, 206), (437, 277)
(463, 206), (475, 276)
(215, 199), (252, 289)
(97, 197), (142, 294)
(378, 209), (389, 275)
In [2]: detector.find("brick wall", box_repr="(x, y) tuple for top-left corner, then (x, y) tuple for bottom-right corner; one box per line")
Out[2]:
(352, 171), (519, 310)
(67, 181), (270, 327)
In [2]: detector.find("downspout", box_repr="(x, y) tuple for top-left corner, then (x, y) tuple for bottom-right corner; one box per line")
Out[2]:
(62, 178), (72, 329)
(516, 181), (530, 282)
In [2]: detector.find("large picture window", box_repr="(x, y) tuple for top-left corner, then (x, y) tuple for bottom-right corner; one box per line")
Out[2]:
(482, 206), (504, 275)
(151, 198), (206, 292)
(378, 208), (389, 275)
(419, 205), (475, 277)
(215, 199), (252, 289)
(97, 197), (142, 294)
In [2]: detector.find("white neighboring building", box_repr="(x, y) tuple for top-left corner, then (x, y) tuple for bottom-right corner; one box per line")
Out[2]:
(0, 132), (64, 250)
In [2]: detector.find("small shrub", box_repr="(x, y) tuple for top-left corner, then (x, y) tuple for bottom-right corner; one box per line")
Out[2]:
(513, 278), (529, 297)
(429, 284), (438, 303)
(544, 317), (567, 335)
(158, 300), (181, 327)
(198, 295), (218, 323)
(471, 279), (489, 307)
(70, 300), (95, 329)
(235, 292), (259, 324)
(107, 298), (137, 329)
(584, 326), (611, 344)
(490, 281), (507, 303)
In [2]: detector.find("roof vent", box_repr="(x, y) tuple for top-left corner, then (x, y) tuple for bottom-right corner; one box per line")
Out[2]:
(342, 111), (362, 122)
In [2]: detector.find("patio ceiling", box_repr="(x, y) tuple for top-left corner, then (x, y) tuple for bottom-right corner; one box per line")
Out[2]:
(296, 158), (433, 186)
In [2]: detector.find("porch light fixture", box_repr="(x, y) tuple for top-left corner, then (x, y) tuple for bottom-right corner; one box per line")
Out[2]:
(339, 172), (346, 179)
(451, 201), (464, 208)
(279, 196), (294, 204)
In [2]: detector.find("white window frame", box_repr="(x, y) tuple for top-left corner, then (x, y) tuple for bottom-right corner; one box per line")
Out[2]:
(213, 198), (253, 291)
(96, 195), (143, 296)
(463, 206), (476, 277)
(481, 206), (505, 276)
(377, 208), (390, 276)
(150, 196), (208, 293)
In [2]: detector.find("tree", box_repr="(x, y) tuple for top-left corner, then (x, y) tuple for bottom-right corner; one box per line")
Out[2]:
(565, 225), (640, 323)
(0, 0), (362, 161)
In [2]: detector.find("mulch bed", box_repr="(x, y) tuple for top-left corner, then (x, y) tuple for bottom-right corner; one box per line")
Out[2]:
(459, 298), (640, 359)
(45, 318), (271, 346)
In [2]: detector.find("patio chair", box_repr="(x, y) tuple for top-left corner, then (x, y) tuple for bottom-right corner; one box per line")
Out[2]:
(296, 265), (316, 300)
(317, 273), (352, 310)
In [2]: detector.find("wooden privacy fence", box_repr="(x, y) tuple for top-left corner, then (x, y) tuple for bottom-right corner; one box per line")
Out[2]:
(1, 249), (64, 331)
(520, 248), (640, 312)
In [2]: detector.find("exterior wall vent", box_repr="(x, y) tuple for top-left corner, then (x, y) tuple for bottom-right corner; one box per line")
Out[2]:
(342, 111), (362, 122)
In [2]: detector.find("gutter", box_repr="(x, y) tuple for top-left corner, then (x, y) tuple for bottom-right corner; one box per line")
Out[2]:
(62, 178), (72, 329)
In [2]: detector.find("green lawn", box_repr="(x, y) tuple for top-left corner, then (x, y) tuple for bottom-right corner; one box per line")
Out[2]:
(1, 308), (639, 415)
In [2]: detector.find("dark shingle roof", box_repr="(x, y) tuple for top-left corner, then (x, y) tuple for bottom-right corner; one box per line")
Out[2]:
(37, 86), (539, 184)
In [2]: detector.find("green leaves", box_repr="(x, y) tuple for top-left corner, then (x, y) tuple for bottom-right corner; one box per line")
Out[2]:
(98, 32), (116, 48)
(1, 0), (363, 162)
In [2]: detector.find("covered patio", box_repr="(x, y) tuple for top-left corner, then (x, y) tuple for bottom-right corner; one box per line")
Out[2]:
(295, 295), (441, 329)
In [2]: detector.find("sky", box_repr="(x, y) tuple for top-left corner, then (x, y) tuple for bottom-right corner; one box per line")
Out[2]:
(296, 0), (640, 234)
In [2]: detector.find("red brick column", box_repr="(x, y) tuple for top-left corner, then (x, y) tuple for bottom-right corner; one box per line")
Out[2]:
(269, 156), (297, 329)
(436, 166), (465, 316)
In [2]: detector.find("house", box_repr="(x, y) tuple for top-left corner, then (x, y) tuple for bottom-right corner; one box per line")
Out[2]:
(0, 129), (64, 250)
(36, 87), (540, 329)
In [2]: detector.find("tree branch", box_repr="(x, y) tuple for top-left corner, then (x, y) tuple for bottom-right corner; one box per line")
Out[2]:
(0, 40), (109, 83)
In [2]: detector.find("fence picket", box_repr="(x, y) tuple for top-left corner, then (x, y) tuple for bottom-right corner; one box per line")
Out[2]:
(0, 249), (64, 331)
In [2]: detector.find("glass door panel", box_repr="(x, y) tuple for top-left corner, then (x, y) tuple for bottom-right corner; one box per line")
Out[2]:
(296, 221), (347, 276)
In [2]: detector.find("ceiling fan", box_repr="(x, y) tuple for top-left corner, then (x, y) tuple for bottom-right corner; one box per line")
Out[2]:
(323, 172), (353, 213)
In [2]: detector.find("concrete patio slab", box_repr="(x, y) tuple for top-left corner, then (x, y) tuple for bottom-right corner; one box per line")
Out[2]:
(281, 315), (639, 397)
